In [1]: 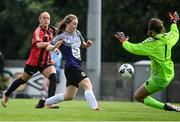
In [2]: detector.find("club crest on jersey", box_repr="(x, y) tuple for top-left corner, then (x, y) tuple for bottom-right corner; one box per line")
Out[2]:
(81, 72), (86, 76)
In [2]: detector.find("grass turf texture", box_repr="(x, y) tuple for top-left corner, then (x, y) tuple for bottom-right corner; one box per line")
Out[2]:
(0, 99), (180, 121)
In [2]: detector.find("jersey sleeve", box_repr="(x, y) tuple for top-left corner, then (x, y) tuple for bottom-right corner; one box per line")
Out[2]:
(76, 30), (85, 43)
(51, 34), (64, 46)
(122, 37), (156, 56)
(168, 23), (179, 46)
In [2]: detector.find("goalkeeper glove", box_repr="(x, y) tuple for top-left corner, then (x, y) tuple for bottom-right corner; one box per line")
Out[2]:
(169, 11), (180, 23)
(114, 32), (129, 43)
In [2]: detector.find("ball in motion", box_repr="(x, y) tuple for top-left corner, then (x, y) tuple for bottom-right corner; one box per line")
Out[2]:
(118, 63), (134, 80)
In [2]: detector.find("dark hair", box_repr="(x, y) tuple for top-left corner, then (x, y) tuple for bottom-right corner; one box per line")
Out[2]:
(57, 14), (78, 34)
(148, 18), (166, 36)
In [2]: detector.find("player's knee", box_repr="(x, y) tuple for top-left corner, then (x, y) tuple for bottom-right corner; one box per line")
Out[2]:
(133, 93), (141, 102)
(83, 85), (92, 91)
(80, 80), (92, 90)
(133, 93), (144, 102)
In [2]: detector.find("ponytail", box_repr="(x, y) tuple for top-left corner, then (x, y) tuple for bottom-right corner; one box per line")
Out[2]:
(57, 20), (66, 34)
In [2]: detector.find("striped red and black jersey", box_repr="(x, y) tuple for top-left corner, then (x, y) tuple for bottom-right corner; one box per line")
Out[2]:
(26, 26), (54, 66)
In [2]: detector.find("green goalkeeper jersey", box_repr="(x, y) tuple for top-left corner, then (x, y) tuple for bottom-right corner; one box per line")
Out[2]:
(123, 23), (179, 86)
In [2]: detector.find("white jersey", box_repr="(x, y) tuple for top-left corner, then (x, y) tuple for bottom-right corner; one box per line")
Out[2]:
(51, 30), (85, 68)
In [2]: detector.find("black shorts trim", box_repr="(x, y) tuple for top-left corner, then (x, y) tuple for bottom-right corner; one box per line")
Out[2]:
(24, 64), (53, 75)
(65, 67), (88, 88)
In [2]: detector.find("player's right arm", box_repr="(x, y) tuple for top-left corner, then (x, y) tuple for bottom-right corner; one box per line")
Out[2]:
(168, 23), (179, 46)
(46, 35), (64, 51)
(168, 11), (180, 46)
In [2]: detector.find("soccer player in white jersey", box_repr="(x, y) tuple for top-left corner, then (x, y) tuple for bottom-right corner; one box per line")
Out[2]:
(35, 14), (99, 110)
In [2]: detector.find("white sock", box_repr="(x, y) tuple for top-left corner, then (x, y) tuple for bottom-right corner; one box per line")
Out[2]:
(45, 93), (64, 105)
(84, 90), (98, 109)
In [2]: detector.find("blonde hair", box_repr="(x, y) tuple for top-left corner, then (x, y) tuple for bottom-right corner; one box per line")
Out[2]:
(57, 14), (78, 34)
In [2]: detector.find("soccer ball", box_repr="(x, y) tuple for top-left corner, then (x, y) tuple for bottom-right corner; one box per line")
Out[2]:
(118, 63), (134, 80)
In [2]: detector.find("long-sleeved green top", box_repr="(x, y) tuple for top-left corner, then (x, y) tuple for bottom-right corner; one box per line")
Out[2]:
(123, 24), (179, 86)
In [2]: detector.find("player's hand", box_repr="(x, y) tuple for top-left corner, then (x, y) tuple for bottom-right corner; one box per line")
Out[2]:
(55, 41), (63, 48)
(86, 40), (93, 47)
(114, 32), (129, 44)
(54, 48), (60, 55)
(169, 11), (180, 23)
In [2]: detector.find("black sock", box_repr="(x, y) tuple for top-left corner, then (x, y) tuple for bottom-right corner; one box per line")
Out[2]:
(48, 73), (57, 98)
(5, 78), (26, 97)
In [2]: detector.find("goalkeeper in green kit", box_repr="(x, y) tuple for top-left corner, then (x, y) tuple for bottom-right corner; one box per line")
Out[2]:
(114, 11), (180, 112)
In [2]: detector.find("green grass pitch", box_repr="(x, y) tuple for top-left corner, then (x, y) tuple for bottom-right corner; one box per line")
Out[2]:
(0, 99), (180, 121)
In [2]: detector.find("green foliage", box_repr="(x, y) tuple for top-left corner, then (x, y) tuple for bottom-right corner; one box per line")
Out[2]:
(0, 0), (180, 62)
(102, 0), (180, 62)
(0, 99), (180, 121)
(0, 0), (87, 59)
(0, 0), (54, 59)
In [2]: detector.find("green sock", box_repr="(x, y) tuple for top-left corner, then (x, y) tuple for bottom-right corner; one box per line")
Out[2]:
(144, 96), (164, 109)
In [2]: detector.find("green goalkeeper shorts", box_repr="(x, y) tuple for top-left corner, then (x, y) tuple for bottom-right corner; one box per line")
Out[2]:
(144, 77), (171, 94)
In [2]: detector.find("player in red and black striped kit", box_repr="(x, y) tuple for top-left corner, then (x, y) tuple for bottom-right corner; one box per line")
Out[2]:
(2, 12), (59, 108)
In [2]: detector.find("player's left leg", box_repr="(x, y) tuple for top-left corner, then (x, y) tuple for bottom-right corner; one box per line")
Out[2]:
(41, 65), (59, 108)
(35, 85), (78, 109)
(41, 65), (57, 98)
(2, 71), (31, 107)
(46, 85), (78, 104)
(79, 78), (99, 110)
(35, 97), (60, 109)
(134, 81), (180, 112)
(134, 84), (165, 109)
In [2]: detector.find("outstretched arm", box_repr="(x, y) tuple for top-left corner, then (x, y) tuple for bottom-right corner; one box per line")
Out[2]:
(46, 40), (63, 51)
(169, 11), (180, 45)
(114, 32), (154, 56)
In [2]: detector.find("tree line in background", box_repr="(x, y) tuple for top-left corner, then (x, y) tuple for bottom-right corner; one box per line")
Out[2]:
(0, 0), (180, 63)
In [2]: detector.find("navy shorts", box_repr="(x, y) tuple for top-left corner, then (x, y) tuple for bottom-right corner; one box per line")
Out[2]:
(65, 67), (88, 88)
